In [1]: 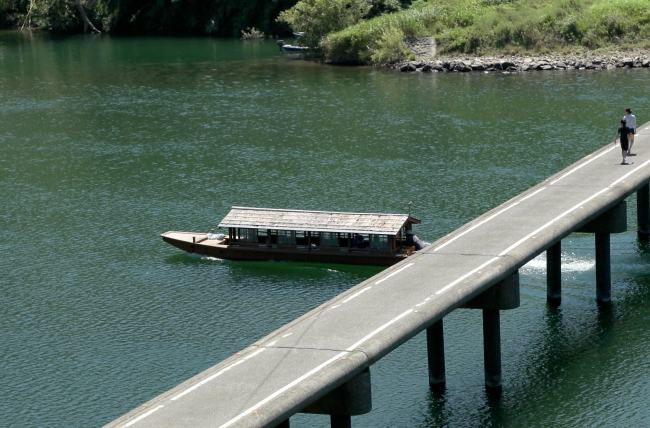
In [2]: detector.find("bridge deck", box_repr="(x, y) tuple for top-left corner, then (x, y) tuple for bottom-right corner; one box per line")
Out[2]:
(106, 123), (650, 428)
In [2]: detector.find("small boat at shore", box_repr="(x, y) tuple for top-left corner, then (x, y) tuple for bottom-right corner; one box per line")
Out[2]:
(282, 44), (316, 52)
(161, 206), (426, 266)
(276, 39), (317, 52)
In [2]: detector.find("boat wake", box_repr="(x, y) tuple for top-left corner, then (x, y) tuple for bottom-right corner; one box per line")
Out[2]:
(522, 253), (595, 273)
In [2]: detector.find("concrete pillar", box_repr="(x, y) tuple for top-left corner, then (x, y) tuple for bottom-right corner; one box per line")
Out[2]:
(461, 272), (519, 389)
(330, 415), (351, 428)
(274, 420), (290, 428)
(546, 241), (562, 306)
(595, 233), (611, 303)
(426, 319), (445, 390)
(482, 309), (502, 389)
(301, 368), (371, 425)
(576, 201), (626, 304)
(638, 183), (650, 242)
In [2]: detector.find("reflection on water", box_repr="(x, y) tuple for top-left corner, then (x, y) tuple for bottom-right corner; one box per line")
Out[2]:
(1, 31), (650, 427)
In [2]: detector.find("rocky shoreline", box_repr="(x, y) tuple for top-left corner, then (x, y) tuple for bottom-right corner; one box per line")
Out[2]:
(392, 49), (650, 73)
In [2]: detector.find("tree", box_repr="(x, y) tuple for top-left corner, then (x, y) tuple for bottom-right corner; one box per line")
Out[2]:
(277, 0), (372, 46)
(3, 0), (301, 35)
(75, 0), (101, 32)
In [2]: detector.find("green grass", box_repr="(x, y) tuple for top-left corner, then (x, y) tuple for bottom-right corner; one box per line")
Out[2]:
(321, 0), (650, 64)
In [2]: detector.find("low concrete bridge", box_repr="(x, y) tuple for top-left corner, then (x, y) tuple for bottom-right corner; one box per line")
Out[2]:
(107, 123), (650, 428)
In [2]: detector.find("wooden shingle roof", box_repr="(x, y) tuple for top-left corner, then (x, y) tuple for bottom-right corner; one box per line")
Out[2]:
(218, 207), (420, 235)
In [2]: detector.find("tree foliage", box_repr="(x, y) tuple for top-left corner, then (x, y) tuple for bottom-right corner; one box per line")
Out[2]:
(277, 0), (408, 46)
(0, 0), (300, 35)
(277, 0), (373, 46)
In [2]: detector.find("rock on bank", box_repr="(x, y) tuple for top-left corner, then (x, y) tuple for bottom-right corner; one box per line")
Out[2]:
(393, 50), (650, 73)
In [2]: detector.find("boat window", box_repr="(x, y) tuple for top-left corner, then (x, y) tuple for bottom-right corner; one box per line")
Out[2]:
(257, 229), (267, 244)
(309, 232), (321, 246)
(352, 233), (370, 249)
(277, 230), (296, 245)
(396, 227), (406, 247)
(239, 228), (257, 243)
(370, 234), (388, 250)
(321, 232), (338, 247)
(295, 231), (307, 246)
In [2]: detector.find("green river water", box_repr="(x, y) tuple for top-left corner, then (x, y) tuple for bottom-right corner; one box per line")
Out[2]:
(2, 31), (650, 427)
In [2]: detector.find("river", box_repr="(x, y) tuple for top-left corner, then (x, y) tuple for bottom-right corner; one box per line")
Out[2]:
(2, 31), (650, 427)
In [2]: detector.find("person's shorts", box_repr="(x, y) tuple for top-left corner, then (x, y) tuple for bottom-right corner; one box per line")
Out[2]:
(628, 128), (635, 134)
(621, 140), (629, 151)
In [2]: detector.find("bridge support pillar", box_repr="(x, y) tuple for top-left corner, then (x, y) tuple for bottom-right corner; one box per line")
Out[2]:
(546, 241), (562, 306)
(330, 415), (351, 428)
(638, 183), (650, 242)
(426, 319), (445, 390)
(301, 368), (371, 427)
(461, 271), (520, 389)
(482, 309), (501, 389)
(577, 201), (627, 304)
(595, 233), (611, 303)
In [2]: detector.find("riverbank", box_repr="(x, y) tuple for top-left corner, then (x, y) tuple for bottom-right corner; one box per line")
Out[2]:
(320, 0), (650, 66)
(392, 48), (650, 73)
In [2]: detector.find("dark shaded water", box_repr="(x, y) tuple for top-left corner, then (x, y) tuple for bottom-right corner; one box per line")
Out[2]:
(1, 31), (650, 427)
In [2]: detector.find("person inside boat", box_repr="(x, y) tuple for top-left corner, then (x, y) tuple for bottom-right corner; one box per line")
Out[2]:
(353, 234), (365, 248)
(207, 228), (219, 240)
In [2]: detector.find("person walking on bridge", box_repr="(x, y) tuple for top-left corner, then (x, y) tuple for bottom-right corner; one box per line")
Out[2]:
(624, 107), (637, 155)
(616, 119), (630, 164)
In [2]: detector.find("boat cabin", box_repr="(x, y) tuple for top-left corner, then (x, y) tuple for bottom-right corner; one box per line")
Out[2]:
(219, 207), (420, 252)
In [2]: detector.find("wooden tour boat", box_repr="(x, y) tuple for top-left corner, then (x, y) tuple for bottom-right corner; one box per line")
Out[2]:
(161, 206), (426, 266)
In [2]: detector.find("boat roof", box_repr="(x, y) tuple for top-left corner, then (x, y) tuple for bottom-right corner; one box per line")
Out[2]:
(218, 207), (420, 235)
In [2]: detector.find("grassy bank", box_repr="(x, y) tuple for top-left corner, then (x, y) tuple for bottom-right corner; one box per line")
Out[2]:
(321, 0), (650, 64)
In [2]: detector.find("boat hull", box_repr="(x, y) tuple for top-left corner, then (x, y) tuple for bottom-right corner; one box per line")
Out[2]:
(161, 232), (410, 266)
